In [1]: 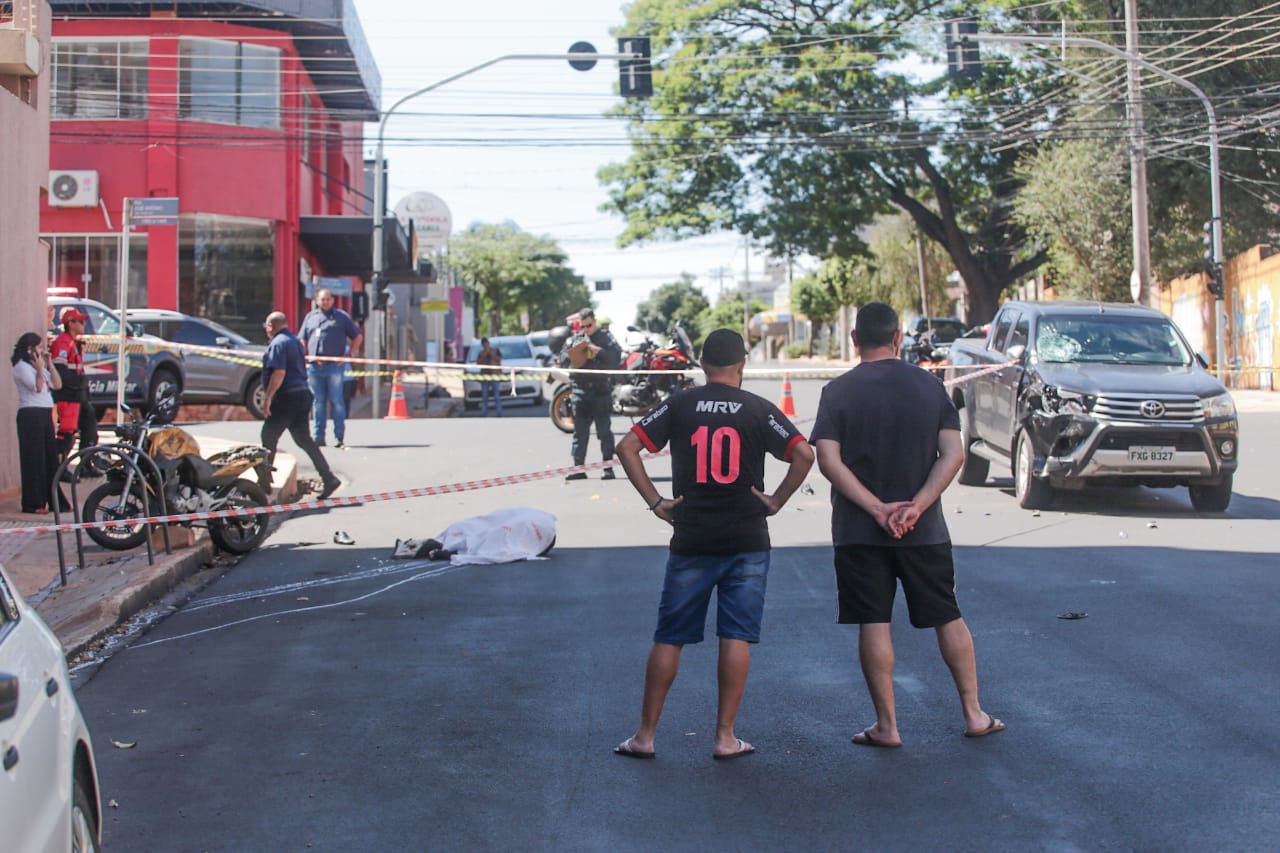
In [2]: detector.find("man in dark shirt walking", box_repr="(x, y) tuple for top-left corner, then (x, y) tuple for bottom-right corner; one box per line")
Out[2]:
(299, 288), (362, 449)
(810, 302), (1003, 747)
(564, 308), (622, 480)
(613, 329), (814, 760)
(261, 312), (340, 500)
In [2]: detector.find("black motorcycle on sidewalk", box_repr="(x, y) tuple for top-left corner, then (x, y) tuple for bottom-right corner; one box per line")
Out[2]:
(80, 393), (274, 554)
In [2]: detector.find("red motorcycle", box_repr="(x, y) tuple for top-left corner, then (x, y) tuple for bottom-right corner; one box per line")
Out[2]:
(547, 323), (698, 433)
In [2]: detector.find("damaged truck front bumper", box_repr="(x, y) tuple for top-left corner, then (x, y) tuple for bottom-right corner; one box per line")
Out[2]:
(1024, 395), (1238, 488)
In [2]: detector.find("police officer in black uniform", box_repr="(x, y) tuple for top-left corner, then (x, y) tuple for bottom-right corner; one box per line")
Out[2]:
(564, 308), (622, 480)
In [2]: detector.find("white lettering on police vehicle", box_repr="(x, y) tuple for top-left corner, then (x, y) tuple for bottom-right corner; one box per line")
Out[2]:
(695, 400), (743, 414)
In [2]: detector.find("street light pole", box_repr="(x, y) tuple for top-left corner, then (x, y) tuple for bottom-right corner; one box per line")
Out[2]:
(974, 32), (1227, 379)
(369, 50), (638, 414)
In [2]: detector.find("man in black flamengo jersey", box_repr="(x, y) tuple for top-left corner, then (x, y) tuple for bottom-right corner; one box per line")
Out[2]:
(612, 329), (814, 761)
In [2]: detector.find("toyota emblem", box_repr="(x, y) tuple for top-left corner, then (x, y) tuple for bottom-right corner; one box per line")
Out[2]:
(1139, 399), (1166, 419)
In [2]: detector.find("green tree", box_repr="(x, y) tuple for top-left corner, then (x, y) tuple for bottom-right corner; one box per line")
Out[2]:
(790, 274), (837, 356)
(447, 222), (587, 335)
(603, 2), (1278, 323)
(697, 291), (769, 347)
(1015, 137), (1132, 301)
(514, 264), (592, 333)
(634, 275), (711, 338)
(807, 214), (953, 320)
(602, 0), (1063, 325)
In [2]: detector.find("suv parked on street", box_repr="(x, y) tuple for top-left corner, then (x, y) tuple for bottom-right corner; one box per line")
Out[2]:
(126, 309), (267, 418)
(48, 295), (185, 417)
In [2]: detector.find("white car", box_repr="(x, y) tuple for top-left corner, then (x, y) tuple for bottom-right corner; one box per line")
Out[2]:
(463, 335), (545, 408)
(0, 562), (101, 852)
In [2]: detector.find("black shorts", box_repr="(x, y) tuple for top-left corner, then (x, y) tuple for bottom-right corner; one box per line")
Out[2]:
(834, 544), (962, 629)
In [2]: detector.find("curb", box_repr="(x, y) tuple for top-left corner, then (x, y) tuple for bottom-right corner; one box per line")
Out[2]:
(43, 537), (216, 659)
(30, 452), (299, 656)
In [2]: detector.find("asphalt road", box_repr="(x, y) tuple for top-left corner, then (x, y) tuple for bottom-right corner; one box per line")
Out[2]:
(74, 376), (1280, 851)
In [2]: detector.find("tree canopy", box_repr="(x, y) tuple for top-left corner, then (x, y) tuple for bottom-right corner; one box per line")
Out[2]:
(602, 1), (1279, 322)
(634, 275), (711, 338)
(446, 222), (591, 335)
(1015, 137), (1132, 301)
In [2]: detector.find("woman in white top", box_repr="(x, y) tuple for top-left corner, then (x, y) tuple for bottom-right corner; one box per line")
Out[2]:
(11, 331), (65, 513)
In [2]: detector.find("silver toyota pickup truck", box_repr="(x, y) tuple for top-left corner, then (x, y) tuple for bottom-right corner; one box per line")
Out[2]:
(944, 301), (1238, 512)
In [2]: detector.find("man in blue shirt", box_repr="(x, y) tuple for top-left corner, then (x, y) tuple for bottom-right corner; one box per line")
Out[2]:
(299, 288), (363, 449)
(261, 312), (340, 500)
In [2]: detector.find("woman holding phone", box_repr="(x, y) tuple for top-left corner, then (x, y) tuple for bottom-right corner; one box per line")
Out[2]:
(10, 331), (66, 513)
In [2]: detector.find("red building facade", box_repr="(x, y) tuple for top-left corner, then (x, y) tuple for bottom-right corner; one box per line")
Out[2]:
(39, 1), (406, 339)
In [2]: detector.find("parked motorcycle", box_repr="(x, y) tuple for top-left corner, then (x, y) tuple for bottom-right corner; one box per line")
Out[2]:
(903, 331), (951, 378)
(546, 323), (699, 433)
(80, 393), (274, 554)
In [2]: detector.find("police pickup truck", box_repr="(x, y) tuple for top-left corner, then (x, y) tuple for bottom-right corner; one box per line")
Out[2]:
(944, 301), (1238, 512)
(49, 295), (185, 418)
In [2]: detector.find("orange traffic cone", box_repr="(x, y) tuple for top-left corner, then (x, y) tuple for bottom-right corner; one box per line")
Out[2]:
(384, 370), (410, 420)
(778, 372), (797, 417)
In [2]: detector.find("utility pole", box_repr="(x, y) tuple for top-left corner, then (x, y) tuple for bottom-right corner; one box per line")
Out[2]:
(741, 237), (752, 348)
(708, 266), (731, 298)
(1125, 0), (1156, 308)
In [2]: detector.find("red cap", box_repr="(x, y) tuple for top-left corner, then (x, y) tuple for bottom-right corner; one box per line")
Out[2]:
(61, 307), (89, 324)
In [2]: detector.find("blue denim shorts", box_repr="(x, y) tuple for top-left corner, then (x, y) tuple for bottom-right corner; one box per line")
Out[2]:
(653, 551), (770, 645)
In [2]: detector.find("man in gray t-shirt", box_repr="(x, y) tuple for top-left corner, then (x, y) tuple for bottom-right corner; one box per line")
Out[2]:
(811, 302), (1005, 748)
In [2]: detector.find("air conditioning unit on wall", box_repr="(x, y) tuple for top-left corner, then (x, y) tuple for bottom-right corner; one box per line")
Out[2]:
(48, 170), (100, 208)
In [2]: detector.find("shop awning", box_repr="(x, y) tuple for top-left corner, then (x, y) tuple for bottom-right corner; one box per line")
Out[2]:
(298, 215), (418, 280)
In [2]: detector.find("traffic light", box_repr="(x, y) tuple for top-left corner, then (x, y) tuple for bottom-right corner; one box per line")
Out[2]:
(1202, 221), (1224, 298)
(351, 291), (369, 322)
(945, 19), (979, 80)
(618, 37), (652, 98)
(371, 273), (389, 310)
(1208, 263), (1225, 298)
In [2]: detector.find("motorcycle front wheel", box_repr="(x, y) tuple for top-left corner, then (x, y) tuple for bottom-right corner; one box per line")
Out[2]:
(208, 479), (271, 554)
(550, 386), (574, 434)
(82, 481), (152, 551)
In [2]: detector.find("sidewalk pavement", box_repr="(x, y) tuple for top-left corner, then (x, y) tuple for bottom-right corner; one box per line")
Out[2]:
(0, 436), (300, 658)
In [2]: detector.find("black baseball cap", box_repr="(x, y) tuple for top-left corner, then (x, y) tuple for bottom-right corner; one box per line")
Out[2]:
(700, 329), (748, 367)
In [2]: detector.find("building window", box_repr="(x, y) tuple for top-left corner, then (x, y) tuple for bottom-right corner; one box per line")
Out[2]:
(179, 214), (275, 340)
(178, 38), (280, 130)
(52, 39), (149, 120)
(43, 233), (149, 308)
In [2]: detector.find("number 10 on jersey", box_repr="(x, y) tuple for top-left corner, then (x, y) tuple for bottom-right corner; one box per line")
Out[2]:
(691, 425), (741, 484)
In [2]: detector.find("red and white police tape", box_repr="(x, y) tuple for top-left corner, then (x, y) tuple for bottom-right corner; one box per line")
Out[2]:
(0, 357), (1008, 538)
(0, 450), (689, 537)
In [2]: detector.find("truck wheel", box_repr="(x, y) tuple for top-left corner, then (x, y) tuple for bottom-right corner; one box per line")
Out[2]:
(1189, 474), (1232, 512)
(1014, 430), (1053, 510)
(956, 408), (989, 486)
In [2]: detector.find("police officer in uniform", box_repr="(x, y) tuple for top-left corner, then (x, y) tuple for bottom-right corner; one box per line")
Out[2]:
(564, 308), (622, 480)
